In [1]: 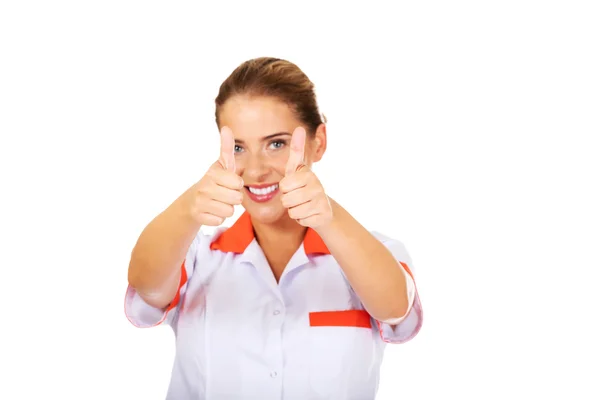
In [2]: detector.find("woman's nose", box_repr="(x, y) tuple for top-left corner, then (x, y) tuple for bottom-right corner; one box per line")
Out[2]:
(241, 153), (270, 181)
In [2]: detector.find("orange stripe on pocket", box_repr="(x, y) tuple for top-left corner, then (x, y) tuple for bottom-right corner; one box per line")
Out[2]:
(309, 310), (372, 328)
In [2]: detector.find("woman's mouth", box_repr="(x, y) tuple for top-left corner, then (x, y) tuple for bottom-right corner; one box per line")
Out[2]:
(245, 183), (279, 203)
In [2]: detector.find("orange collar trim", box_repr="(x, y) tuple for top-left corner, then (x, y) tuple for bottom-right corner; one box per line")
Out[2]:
(210, 212), (330, 255)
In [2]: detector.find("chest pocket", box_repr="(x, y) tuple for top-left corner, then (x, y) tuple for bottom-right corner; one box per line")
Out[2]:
(307, 309), (377, 399)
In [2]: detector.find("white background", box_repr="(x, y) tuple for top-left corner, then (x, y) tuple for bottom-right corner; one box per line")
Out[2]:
(1, 1), (599, 399)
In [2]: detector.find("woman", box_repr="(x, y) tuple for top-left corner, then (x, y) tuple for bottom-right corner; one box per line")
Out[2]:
(125, 57), (423, 400)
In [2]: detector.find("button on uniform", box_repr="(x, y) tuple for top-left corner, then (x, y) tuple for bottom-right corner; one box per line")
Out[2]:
(124, 211), (423, 400)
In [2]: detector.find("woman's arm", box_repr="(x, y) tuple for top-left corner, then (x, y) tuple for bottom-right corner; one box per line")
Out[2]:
(128, 127), (244, 309)
(314, 198), (411, 322)
(127, 189), (202, 309)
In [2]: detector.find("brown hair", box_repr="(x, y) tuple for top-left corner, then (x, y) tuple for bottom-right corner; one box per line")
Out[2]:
(215, 57), (326, 136)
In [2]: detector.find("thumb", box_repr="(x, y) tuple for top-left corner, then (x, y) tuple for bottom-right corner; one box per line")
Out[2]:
(218, 126), (236, 172)
(285, 126), (306, 175)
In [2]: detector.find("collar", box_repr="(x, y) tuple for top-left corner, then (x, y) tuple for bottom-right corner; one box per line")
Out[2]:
(209, 211), (330, 255)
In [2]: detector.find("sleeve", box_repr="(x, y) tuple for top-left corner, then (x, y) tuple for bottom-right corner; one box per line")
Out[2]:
(124, 233), (201, 328)
(371, 233), (424, 344)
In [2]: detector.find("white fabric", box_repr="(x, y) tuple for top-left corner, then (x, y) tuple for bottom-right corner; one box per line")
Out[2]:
(124, 229), (423, 400)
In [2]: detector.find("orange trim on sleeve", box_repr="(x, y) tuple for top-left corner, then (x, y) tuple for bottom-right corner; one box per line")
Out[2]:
(165, 262), (188, 312)
(399, 261), (414, 280)
(309, 310), (372, 328)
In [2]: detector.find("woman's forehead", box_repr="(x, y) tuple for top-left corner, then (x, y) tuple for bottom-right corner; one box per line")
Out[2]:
(220, 95), (300, 140)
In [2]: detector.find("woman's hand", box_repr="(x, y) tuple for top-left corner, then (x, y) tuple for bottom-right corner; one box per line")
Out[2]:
(279, 127), (333, 228)
(188, 126), (244, 226)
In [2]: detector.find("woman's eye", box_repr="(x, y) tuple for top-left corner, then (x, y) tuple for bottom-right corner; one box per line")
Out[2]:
(234, 145), (243, 153)
(270, 140), (285, 149)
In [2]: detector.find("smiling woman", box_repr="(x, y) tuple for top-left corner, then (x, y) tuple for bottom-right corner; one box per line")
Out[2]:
(125, 57), (424, 400)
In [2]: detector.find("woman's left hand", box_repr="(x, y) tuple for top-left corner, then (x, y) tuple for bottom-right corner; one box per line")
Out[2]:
(279, 127), (333, 229)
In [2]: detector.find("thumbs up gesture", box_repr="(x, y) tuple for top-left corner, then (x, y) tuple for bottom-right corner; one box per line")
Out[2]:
(279, 127), (333, 228)
(188, 126), (245, 226)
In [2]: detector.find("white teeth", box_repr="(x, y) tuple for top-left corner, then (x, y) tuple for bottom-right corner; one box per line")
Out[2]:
(248, 184), (278, 195)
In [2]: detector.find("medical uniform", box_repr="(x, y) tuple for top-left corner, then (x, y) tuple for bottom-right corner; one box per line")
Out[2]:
(125, 211), (423, 400)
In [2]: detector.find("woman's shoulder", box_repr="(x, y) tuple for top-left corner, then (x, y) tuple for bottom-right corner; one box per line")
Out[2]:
(190, 226), (231, 252)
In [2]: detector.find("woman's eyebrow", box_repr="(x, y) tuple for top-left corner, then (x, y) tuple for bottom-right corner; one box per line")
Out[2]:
(263, 132), (292, 140)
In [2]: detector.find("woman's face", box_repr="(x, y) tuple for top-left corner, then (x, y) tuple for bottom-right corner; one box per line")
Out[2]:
(218, 95), (326, 225)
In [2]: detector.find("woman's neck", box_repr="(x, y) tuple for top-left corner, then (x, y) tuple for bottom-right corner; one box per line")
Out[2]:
(250, 215), (307, 280)
(251, 215), (306, 249)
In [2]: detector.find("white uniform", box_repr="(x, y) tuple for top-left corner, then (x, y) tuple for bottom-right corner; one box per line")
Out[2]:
(125, 212), (423, 400)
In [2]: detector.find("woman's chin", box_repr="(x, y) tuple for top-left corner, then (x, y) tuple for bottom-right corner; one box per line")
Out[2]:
(243, 202), (287, 225)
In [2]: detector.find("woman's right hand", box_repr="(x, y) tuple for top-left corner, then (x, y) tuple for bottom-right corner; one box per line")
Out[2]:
(188, 126), (244, 226)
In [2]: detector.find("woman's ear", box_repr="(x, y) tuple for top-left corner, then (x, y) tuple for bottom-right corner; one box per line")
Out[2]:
(311, 123), (327, 163)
